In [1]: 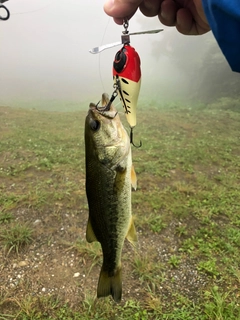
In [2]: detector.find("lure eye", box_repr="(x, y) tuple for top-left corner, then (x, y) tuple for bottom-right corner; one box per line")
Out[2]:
(113, 48), (127, 73)
(90, 120), (100, 131)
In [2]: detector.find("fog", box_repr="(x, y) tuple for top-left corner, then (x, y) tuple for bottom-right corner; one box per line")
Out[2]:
(0, 0), (233, 111)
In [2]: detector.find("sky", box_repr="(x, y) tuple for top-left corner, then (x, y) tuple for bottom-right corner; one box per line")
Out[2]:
(0, 0), (221, 111)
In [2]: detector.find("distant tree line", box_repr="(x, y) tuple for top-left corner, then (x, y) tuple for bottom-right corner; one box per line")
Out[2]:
(151, 31), (240, 103)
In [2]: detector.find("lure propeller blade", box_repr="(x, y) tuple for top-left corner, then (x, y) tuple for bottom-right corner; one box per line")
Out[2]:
(89, 29), (163, 54)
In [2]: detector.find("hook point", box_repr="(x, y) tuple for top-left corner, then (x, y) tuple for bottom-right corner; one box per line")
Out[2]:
(130, 128), (142, 148)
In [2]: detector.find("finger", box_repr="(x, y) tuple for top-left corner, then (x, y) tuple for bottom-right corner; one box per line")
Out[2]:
(104, 0), (141, 22)
(139, 0), (161, 17)
(176, 8), (194, 34)
(159, 0), (179, 26)
(176, 7), (210, 35)
(113, 16), (135, 25)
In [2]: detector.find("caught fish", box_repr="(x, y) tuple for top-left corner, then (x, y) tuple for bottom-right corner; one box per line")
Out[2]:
(84, 93), (137, 302)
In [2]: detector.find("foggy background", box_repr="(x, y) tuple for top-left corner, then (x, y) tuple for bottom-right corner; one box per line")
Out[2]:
(0, 0), (239, 111)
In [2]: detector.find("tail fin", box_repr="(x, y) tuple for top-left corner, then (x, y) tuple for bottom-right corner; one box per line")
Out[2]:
(97, 267), (122, 303)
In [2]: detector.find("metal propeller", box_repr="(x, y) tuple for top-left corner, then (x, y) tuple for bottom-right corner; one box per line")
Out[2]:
(89, 28), (163, 54)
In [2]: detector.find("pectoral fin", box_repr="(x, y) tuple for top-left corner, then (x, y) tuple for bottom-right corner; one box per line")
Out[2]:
(86, 218), (98, 243)
(131, 165), (137, 190)
(126, 216), (138, 246)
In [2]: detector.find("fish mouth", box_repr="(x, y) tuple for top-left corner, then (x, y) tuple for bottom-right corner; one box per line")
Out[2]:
(101, 93), (110, 107)
(89, 93), (118, 119)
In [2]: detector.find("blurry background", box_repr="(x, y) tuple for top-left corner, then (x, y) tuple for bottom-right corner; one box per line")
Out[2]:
(0, 0), (239, 111)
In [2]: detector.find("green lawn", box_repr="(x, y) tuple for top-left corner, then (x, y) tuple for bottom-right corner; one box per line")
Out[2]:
(0, 99), (239, 319)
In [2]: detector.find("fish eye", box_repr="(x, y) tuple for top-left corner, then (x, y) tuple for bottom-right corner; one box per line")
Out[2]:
(90, 120), (100, 131)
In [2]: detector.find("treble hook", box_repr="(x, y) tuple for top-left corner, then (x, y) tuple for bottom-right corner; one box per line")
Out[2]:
(96, 87), (118, 112)
(130, 127), (142, 148)
(104, 90), (118, 111)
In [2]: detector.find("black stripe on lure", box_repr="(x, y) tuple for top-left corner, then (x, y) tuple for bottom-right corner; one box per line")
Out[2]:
(89, 20), (163, 147)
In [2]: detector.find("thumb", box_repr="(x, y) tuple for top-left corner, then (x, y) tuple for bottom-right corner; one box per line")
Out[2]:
(104, 0), (142, 23)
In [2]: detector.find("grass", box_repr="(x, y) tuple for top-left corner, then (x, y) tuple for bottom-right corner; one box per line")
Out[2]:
(0, 99), (240, 319)
(1, 223), (33, 255)
(0, 211), (14, 224)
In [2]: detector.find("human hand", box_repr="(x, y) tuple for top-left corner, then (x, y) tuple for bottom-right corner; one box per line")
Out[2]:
(104, 0), (210, 35)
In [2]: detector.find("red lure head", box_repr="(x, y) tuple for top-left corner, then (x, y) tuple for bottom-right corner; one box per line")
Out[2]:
(113, 44), (141, 82)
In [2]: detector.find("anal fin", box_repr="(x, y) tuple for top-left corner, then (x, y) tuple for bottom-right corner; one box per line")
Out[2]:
(126, 216), (138, 246)
(86, 218), (98, 243)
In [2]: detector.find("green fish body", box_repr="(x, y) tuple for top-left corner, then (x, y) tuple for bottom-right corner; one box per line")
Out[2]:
(85, 93), (137, 302)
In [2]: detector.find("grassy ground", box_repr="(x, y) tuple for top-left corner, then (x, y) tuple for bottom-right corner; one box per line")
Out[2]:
(0, 99), (239, 319)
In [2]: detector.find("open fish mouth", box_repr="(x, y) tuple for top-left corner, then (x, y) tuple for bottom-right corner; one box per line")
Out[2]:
(89, 93), (118, 119)
(97, 92), (117, 112)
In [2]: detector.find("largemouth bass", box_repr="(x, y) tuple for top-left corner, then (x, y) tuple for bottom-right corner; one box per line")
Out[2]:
(85, 93), (137, 303)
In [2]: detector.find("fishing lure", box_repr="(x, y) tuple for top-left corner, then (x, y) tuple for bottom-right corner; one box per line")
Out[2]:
(112, 20), (141, 129)
(89, 20), (163, 146)
(0, 0), (10, 21)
